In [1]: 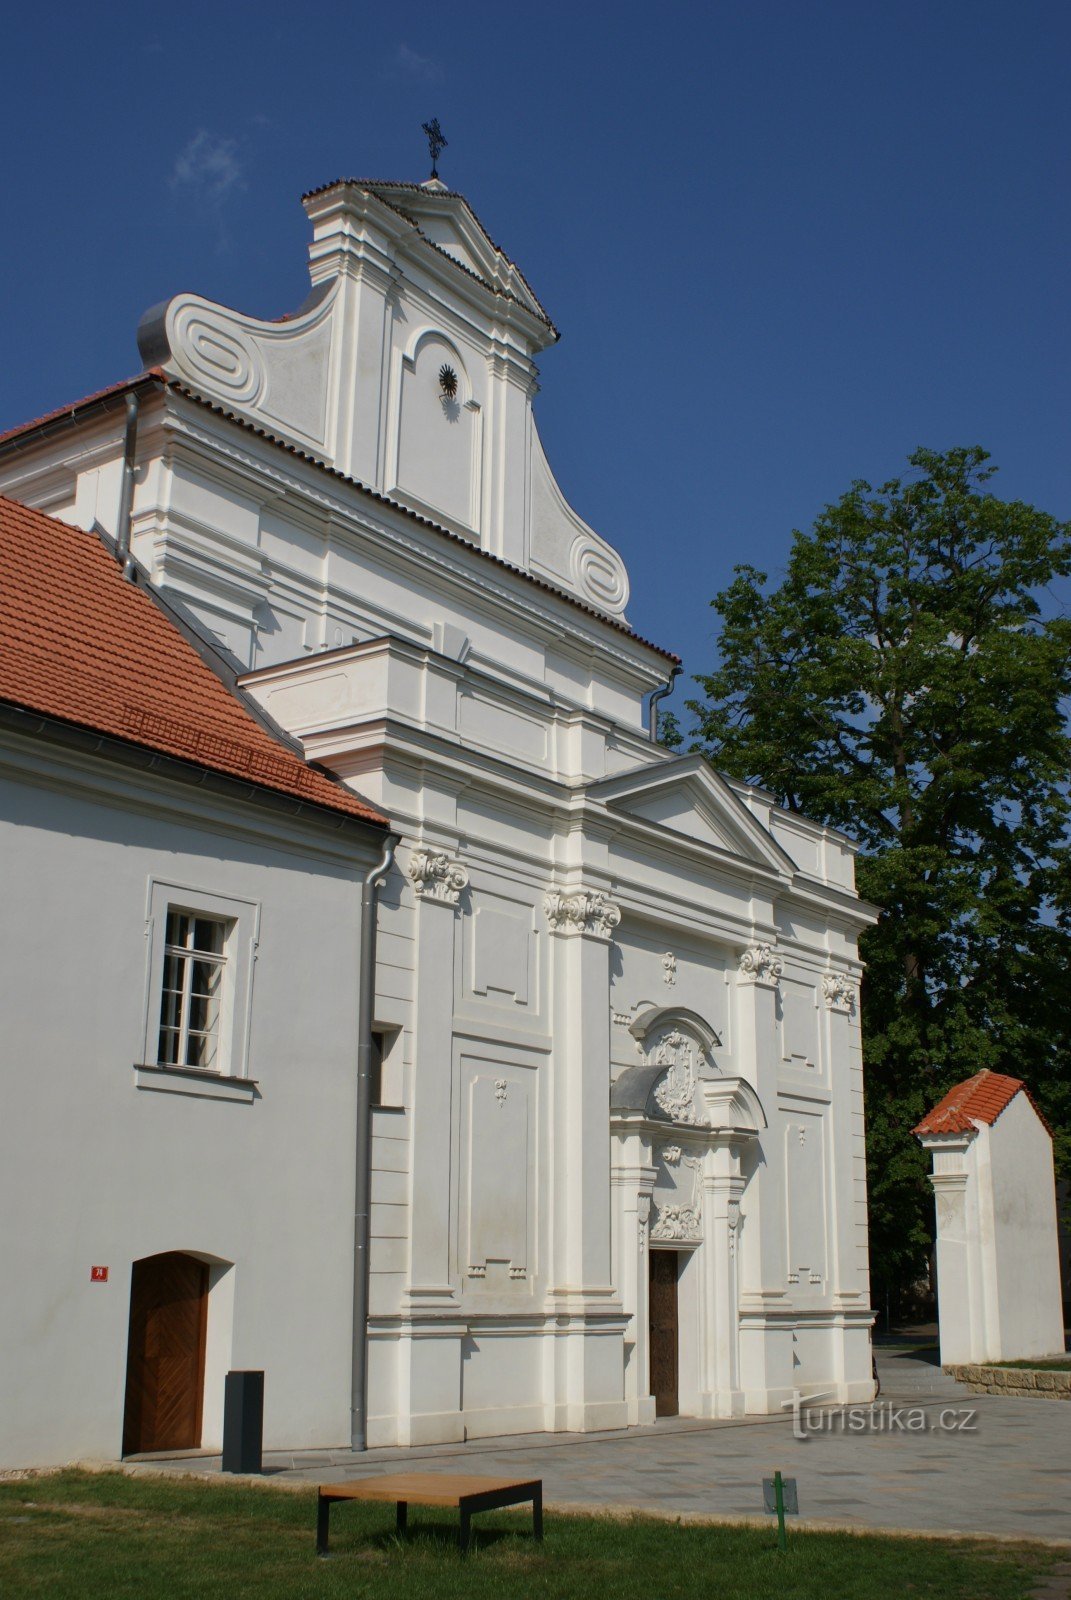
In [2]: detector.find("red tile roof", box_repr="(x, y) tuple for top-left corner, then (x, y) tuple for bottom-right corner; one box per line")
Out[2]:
(913, 1069), (1050, 1137)
(0, 495), (387, 828)
(0, 372), (159, 447)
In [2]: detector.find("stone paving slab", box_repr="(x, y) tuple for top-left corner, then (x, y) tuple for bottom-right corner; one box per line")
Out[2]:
(132, 1349), (1071, 1544)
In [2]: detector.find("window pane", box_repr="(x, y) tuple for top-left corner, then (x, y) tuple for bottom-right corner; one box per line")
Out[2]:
(165, 910), (191, 949)
(188, 985), (221, 1039)
(192, 917), (225, 955)
(158, 1027), (180, 1065)
(189, 957), (223, 996)
(186, 1030), (219, 1071)
(159, 987), (183, 1031)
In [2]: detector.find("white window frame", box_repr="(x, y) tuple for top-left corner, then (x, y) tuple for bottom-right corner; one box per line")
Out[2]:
(158, 908), (231, 1072)
(141, 880), (260, 1082)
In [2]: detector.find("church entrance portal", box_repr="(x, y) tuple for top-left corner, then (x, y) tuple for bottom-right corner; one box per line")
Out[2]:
(122, 1252), (208, 1455)
(648, 1250), (680, 1416)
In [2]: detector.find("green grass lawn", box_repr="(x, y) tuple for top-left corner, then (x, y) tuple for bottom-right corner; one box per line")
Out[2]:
(0, 1469), (1058, 1600)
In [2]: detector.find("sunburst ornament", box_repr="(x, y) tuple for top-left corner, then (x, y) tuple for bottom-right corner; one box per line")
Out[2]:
(438, 364), (458, 399)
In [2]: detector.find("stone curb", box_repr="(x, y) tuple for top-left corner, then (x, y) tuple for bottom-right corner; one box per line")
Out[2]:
(944, 1363), (1071, 1398)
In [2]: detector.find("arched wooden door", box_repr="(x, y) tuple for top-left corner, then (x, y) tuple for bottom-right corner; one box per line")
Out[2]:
(122, 1252), (208, 1455)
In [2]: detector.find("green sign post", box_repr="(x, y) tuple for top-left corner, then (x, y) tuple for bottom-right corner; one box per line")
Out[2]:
(762, 1471), (798, 1551)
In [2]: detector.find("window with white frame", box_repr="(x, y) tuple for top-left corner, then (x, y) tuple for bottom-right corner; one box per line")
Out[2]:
(158, 910), (232, 1071)
(141, 881), (259, 1083)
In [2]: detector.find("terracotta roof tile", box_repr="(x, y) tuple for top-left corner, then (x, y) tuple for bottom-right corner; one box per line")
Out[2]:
(913, 1068), (1051, 1137)
(0, 495), (387, 828)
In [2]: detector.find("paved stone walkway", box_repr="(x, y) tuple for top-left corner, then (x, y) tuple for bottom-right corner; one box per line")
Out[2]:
(137, 1347), (1071, 1543)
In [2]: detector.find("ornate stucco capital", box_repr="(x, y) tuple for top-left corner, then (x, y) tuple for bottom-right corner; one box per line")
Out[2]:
(737, 942), (783, 988)
(407, 847), (469, 906)
(822, 973), (857, 1014)
(543, 888), (621, 940)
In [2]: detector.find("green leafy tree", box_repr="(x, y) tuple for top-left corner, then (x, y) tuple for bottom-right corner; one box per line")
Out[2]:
(686, 447), (1071, 1306)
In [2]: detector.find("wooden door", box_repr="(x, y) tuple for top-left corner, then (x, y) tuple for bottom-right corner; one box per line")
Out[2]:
(122, 1252), (208, 1455)
(648, 1249), (679, 1417)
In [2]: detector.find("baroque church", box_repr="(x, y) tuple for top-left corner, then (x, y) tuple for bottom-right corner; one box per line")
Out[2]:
(0, 168), (876, 1464)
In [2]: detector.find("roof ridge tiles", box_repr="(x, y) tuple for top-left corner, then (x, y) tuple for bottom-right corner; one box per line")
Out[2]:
(913, 1067), (1052, 1138)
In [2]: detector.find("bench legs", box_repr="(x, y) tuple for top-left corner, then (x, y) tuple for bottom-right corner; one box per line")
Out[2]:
(317, 1486), (543, 1557)
(316, 1493), (331, 1557)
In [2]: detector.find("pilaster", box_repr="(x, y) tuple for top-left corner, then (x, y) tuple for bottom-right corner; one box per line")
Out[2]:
(544, 885), (628, 1430)
(734, 942), (794, 1408)
(404, 846), (468, 1300)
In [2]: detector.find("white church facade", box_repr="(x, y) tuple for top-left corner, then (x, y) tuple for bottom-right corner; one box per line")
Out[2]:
(0, 174), (876, 1459)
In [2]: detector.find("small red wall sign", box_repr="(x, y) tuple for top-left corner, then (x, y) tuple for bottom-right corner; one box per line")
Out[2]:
(90, 1266), (109, 1283)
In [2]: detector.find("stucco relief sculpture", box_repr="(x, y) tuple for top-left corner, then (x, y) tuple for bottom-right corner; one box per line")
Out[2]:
(727, 1197), (741, 1258)
(543, 889), (621, 939)
(650, 1146), (703, 1242)
(651, 1029), (698, 1124)
(738, 942), (783, 987)
(662, 951), (677, 986)
(408, 848), (469, 905)
(822, 973), (857, 1014)
(636, 1193), (652, 1253)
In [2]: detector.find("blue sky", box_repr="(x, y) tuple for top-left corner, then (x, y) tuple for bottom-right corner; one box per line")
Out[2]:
(2, 1), (1068, 696)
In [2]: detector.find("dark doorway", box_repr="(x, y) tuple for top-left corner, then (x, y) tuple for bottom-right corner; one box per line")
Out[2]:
(122, 1252), (209, 1455)
(648, 1249), (680, 1417)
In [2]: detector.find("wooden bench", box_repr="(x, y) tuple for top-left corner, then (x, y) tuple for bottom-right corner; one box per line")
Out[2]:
(316, 1472), (543, 1555)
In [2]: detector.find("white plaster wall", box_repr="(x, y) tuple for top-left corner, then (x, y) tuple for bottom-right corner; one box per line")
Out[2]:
(0, 740), (378, 1468)
(983, 1096), (1064, 1359)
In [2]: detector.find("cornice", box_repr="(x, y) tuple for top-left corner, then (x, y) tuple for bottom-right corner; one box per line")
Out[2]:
(159, 392), (673, 681)
(0, 715), (387, 865)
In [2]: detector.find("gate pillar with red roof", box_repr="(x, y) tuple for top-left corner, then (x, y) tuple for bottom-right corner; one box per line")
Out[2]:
(914, 1070), (1064, 1365)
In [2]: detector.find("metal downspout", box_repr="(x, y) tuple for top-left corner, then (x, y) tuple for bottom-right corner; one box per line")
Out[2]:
(115, 393), (140, 581)
(351, 832), (398, 1451)
(647, 664), (682, 741)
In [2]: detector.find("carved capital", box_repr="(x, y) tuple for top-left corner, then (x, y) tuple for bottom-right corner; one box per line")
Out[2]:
(408, 848), (469, 906)
(543, 888), (621, 940)
(738, 942), (783, 987)
(822, 973), (857, 1014)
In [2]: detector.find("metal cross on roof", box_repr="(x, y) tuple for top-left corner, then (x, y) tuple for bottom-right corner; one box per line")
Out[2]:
(422, 118), (447, 180)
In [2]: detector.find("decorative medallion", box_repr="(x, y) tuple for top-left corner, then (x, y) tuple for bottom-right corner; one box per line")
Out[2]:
(438, 363), (458, 399)
(738, 942), (783, 987)
(651, 1029), (697, 1125)
(408, 848), (469, 905)
(543, 889), (621, 940)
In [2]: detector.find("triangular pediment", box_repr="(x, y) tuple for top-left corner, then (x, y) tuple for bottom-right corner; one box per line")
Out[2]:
(363, 181), (550, 324)
(589, 756), (797, 877)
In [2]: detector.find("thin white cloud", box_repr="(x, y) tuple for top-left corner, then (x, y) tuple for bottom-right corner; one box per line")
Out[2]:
(391, 42), (444, 82)
(170, 131), (243, 200)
